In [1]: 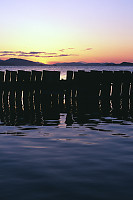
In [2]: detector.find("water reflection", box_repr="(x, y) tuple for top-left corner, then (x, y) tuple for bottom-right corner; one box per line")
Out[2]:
(0, 87), (133, 127)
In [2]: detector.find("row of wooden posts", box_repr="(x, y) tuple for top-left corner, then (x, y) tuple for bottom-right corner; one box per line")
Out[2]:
(0, 69), (133, 125)
(0, 70), (133, 100)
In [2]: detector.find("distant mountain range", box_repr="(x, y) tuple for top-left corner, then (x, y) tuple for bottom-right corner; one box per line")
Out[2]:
(53, 62), (133, 66)
(52, 62), (104, 66)
(0, 58), (133, 66)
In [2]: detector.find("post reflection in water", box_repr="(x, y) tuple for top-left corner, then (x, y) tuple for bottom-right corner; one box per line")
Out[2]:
(0, 86), (133, 127)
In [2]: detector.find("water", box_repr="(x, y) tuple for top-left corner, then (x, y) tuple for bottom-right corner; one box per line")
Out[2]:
(0, 65), (133, 200)
(1, 64), (133, 79)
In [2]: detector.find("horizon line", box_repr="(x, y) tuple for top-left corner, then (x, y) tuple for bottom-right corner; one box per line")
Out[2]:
(0, 57), (133, 65)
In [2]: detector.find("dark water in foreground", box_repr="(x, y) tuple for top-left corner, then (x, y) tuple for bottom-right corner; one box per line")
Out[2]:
(0, 65), (133, 199)
(1, 113), (133, 200)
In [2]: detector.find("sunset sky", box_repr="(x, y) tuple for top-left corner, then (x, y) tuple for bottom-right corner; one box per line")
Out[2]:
(0, 0), (133, 64)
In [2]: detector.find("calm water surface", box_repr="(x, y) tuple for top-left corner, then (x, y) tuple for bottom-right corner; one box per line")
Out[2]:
(0, 65), (133, 200)
(1, 64), (133, 79)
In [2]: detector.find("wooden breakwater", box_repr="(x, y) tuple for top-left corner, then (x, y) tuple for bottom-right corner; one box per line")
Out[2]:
(0, 70), (133, 108)
(0, 70), (133, 100)
(0, 70), (133, 125)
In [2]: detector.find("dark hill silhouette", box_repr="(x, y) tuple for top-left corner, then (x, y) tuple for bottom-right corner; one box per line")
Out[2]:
(0, 58), (46, 66)
(106, 62), (133, 66)
(120, 62), (133, 66)
(0, 58), (133, 66)
(53, 62), (87, 66)
(53, 62), (105, 66)
(0, 59), (4, 65)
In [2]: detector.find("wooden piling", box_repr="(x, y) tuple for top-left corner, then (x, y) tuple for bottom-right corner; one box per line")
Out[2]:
(122, 71), (131, 112)
(10, 71), (17, 123)
(112, 71), (123, 112)
(66, 71), (73, 107)
(101, 71), (113, 113)
(0, 71), (4, 116)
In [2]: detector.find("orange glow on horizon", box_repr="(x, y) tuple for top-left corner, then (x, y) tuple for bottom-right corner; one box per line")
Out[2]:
(0, 44), (133, 65)
(0, 54), (133, 65)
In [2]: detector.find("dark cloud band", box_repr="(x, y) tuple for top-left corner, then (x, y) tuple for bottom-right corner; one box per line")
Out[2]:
(0, 50), (78, 58)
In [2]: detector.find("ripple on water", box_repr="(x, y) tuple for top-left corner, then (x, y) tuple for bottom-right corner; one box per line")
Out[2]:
(0, 114), (133, 199)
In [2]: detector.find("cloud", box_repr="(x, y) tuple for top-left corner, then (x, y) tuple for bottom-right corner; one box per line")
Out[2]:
(19, 54), (35, 57)
(59, 49), (65, 52)
(57, 54), (78, 57)
(35, 54), (78, 58)
(0, 51), (57, 57)
(59, 48), (75, 52)
(0, 51), (16, 54)
(58, 54), (70, 57)
(19, 51), (47, 55)
(0, 51), (25, 54)
(39, 56), (56, 58)
(45, 52), (57, 55)
(68, 48), (75, 50)
(15, 51), (25, 54)
(0, 53), (17, 56)
(34, 54), (71, 58)
(85, 48), (93, 51)
(0, 50), (78, 58)
(28, 52), (46, 54)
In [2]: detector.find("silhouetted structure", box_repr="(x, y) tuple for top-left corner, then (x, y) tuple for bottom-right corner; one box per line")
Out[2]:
(0, 70), (133, 126)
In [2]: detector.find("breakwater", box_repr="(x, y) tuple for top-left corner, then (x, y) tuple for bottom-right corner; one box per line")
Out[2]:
(0, 70), (133, 125)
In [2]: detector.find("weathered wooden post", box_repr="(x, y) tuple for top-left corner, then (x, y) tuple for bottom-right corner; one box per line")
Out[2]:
(88, 71), (101, 111)
(66, 71), (73, 105)
(31, 71), (42, 106)
(16, 70), (24, 123)
(76, 71), (91, 114)
(51, 71), (60, 104)
(4, 70), (10, 104)
(33, 71), (42, 125)
(112, 71), (123, 114)
(76, 70), (85, 100)
(101, 71), (113, 114)
(9, 71), (17, 125)
(41, 71), (60, 124)
(2, 70), (11, 125)
(59, 79), (65, 105)
(130, 72), (133, 116)
(42, 70), (60, 102)
(65, 71), (73, 116)
(0, 71), (4, 117)
(122, 71), (131, 113)
(30, 70), (36, 113)
(23, 71), (31, 123)
(42, 70), (51, 102)
(72, 72), (78, 101)
(72, 71), (78, 114)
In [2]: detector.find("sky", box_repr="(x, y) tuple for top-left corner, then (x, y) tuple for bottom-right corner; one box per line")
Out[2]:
(0, 0), (133, 64)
